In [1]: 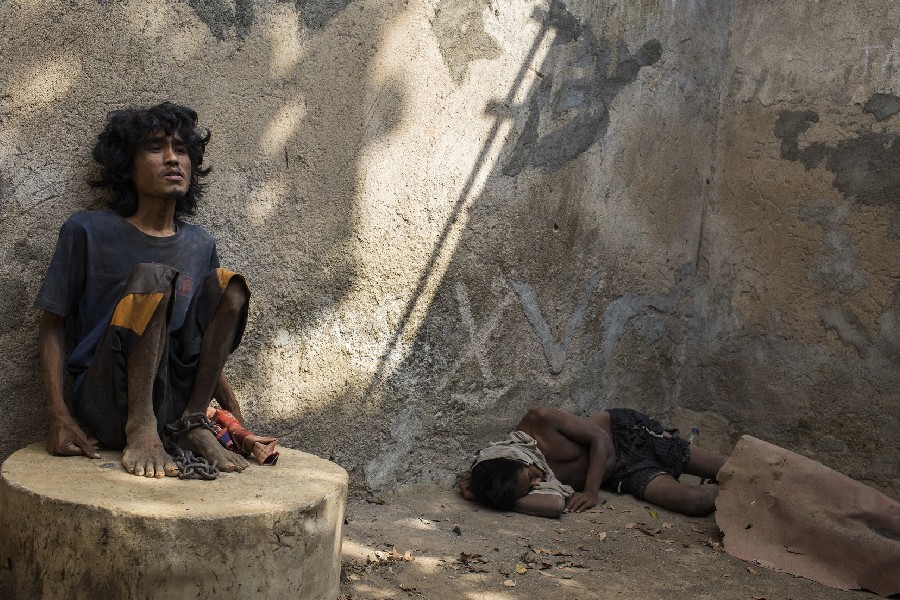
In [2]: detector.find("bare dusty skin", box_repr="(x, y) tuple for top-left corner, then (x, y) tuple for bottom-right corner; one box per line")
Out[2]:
(340, 483), (870, 600)
(121, 432), (178, 478)
(177, 427), (249, 472)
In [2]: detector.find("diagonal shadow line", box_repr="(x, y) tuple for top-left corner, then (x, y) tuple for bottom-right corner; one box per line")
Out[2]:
(362, 4), (563, 399)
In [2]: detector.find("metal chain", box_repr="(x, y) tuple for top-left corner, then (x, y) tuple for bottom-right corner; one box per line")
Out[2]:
(163, 413), (220, 480)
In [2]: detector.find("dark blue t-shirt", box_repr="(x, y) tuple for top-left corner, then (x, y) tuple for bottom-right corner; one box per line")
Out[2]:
(34, 209), (220, 382)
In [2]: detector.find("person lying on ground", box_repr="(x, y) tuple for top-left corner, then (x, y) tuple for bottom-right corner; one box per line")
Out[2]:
(36, 101), (251, 477)
(459, 406), (725, 518)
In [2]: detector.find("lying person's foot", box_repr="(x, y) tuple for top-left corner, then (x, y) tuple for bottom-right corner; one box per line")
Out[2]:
(122, 434), (178, 478)
(178, 426), (249, 472)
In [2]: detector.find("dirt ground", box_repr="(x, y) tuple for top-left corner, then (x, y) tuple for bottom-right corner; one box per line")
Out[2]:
(339, 478), (871, 600)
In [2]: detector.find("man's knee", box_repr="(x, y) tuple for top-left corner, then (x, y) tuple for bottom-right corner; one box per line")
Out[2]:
(674, 487), (717, 516)
(220, 273), (249, 314)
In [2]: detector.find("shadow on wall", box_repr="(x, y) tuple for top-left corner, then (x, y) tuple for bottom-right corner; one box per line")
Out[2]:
(0, 0), (403, 461)
(357, 0), (680, 491)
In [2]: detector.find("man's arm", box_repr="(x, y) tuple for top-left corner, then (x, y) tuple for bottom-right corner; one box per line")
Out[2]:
(513, 492), (565, 518)
(213, 371), (244, 425)
(39, 311), (100, 458)
(460, 470), (563, 517)
(520, 406), (610, 512)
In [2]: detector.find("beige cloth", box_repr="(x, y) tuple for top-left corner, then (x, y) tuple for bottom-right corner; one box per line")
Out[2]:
(475, 431), (574, 499)
(716, 435), (900, 597)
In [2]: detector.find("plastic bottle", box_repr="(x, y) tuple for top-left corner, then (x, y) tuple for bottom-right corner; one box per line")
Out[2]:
(687, 426), (700, 444)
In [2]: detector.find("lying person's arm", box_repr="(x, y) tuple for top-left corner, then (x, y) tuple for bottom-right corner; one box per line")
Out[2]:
(513, 492), (565, 518)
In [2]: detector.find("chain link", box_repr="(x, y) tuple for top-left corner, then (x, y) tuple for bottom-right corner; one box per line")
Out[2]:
(163, 413), (220, 480)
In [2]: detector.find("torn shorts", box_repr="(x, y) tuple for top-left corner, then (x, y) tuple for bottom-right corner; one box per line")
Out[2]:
(603, 408), (692, 500)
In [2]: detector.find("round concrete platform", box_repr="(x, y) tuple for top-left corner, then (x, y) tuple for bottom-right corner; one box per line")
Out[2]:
(0, 443), (347, 600)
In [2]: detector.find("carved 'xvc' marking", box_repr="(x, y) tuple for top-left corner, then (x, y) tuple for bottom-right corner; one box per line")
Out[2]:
(438, 282), (515, 390)
(508, 269), (604, 374)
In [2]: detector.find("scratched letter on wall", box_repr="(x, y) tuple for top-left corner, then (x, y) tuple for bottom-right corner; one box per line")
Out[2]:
(508, 269), (604, 374)
(438, 282), (516, 391)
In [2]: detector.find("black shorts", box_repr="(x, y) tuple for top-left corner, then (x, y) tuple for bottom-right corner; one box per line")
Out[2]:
(603, 408), (691, 500)
(73, 263), (248, 450)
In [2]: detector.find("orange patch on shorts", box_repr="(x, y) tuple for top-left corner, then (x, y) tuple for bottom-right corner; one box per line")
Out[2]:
(216, 268), (236, 292)
(110, 292), (165, 335)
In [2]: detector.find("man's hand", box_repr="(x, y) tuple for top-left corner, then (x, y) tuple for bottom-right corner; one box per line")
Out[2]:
(47, 413), (100, 458)
(40, 310), (100, 459)
(565, 490), (600, 512)
(458, 472), (477, 501)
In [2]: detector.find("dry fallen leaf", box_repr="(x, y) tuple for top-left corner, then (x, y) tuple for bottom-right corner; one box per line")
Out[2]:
(515, 563), (528, 574)
(649, 510), (659, 519)
(747, 567), (759, 575)
(598, 532), (608, 542)
(502, 580), (516, 587)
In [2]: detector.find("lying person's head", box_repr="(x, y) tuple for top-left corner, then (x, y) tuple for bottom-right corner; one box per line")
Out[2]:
(91, 101), (211, 217)
(469, 458), (544, 509)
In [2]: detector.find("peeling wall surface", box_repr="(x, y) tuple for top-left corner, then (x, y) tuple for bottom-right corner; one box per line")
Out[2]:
(1, 0), (896, 498)
(683, 0), (900, 496)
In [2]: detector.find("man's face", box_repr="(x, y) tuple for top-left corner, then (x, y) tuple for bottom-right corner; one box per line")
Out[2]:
(515, 463), (544, 499)
(131, 132), (191, 203)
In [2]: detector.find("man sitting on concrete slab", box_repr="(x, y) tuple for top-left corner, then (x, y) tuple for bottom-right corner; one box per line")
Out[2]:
(459, 406), (725, 517)
(36, 101), (251, 478)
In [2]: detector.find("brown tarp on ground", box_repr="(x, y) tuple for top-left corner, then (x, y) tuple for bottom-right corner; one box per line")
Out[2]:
(715, 435), (900, 598)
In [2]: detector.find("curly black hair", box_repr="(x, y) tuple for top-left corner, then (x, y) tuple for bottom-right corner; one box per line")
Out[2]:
(469, 458), (528, 510)
(90, 101), (211, 217)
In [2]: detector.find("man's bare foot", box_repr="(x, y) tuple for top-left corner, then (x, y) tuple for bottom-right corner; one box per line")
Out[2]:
(122, 434), (178, 478)
(178, 426), (249, 472)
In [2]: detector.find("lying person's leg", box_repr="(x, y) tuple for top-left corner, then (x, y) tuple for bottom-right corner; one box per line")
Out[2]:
(642, 473), (718, 516)
(684, 445), (727, 481)
(174, 270), (250, 472)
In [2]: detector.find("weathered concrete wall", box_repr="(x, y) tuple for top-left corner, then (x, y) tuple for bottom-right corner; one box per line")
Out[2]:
(682, 1), (900, 495)
(2, 0), (895, 499)
(362, 1), (732, 491)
